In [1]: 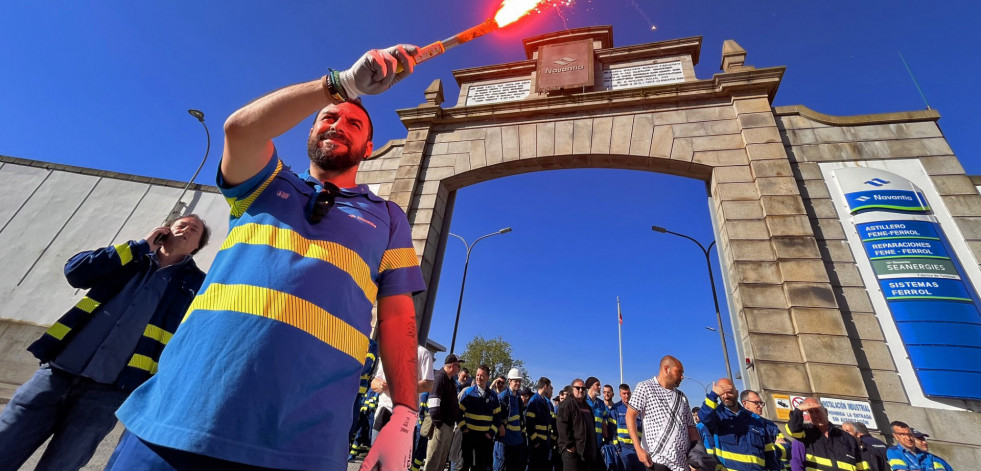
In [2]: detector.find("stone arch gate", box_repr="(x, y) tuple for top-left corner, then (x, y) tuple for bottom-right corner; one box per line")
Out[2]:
(357, 26), (981, 459)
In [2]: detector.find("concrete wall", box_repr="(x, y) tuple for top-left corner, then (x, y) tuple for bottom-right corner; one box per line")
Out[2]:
(0, 156), (229, 396)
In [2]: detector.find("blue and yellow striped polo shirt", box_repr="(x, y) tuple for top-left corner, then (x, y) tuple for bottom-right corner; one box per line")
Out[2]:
(116, 153), (425, 470)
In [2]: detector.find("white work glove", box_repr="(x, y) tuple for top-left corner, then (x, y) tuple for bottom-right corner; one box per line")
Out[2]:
(337, 45), (418, 99)
(359, 404), (418, 471)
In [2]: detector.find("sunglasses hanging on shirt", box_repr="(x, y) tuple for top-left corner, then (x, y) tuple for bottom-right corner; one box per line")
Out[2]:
(308, 181), (340, 224)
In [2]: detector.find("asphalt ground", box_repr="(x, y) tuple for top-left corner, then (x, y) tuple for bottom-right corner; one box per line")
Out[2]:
(0, 402), (371, 471)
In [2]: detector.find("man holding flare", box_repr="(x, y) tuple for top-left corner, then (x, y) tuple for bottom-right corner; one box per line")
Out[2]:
(106, 44), (426, 471)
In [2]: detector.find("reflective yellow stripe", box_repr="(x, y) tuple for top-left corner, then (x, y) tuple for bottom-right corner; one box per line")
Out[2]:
(143, 324), (173, 346)
(932, 463), (944, 470)
(529, 433), (546, 440)
(855, 461), (869, 471)
(127, 353), (158, 374)
(509, 414), (520, 422)
(837, 461), (856, 471)
(807, 454), (833, 467)
(765, 443), (776, 452)
(507, 424), (522, 431)
(186, 283), (369, 364)
(220, 223), (377, 302)
(229, 159), (282, 217)
(526, 412), (536, 418)
(785, 423), (805, 439)
(704, 397), (718, 409)
(379, 248), (419, 273)
(535, 425), (549, 430)
(467, 424), (491, 432)
(465, 412), (494, 422)
(45, 322), (71, 340)
(715, 449), (765, 465)
(114, 243), (133, 265)
(75, 296), (101, 313)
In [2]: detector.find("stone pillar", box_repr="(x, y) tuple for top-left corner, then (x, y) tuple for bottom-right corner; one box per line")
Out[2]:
(719, 91), (869, 419)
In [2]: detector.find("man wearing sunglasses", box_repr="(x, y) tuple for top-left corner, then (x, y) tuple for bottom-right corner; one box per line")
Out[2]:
(107, 44), (426, 471)
(557, 379), (603, 471)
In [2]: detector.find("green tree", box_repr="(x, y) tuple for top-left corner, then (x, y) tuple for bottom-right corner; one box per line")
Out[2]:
(460, 335), (533, 386)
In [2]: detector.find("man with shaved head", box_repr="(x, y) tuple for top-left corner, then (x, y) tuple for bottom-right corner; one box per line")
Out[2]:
(625, 356), (698, 471)
(785, 398), (868, 471)
(695, 379), (782, 470)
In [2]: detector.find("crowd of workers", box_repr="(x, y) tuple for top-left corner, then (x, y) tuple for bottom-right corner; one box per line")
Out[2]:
(348, 354), (956, 471)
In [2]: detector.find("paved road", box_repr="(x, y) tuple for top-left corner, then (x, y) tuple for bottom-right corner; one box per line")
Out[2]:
(1, 402), (369, 471)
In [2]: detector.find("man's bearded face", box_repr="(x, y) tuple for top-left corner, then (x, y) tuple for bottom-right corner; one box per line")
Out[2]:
(307, 104), (371, 172)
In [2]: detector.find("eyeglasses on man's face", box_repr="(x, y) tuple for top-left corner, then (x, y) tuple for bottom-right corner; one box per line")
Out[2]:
(743, 400), (765, 407)
(572, 386), (585, 391)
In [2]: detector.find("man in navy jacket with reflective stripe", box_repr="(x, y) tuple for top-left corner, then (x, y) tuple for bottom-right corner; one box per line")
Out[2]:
(697, 378), (781, 471)
(0, 216), (208, 471)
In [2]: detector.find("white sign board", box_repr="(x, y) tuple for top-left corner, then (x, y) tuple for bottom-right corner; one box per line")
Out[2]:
(466, 80), (531, 105)
(820, 397), (878, 430)
(603, 61), (685, 90)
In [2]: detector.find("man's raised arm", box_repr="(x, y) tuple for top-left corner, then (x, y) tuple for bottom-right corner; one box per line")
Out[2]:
(221, 45), (418, 186)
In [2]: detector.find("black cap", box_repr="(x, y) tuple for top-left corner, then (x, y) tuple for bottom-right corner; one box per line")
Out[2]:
(911, 428), (929, 439)
(585, 376), (600, 389)
(520, 387), (533, 397)
(444, 353), (464, 365)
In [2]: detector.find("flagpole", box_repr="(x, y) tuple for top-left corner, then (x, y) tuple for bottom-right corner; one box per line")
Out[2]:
(617, 296), (624, 386)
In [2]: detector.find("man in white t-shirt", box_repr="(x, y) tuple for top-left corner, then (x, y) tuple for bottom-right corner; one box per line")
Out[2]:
(372, 345), (435, 438)
(626, 355), (698, 471)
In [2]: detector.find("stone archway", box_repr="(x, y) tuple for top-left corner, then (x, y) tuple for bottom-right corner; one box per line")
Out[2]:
(356, 26), (859, 405)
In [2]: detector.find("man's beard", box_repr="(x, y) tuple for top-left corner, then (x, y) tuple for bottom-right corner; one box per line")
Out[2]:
(307, 131), (367, 172)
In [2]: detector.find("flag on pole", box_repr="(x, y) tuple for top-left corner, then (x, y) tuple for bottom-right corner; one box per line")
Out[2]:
(618, 309), (623, 325)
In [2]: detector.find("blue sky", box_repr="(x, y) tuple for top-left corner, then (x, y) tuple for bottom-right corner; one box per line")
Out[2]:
(3, 1), (980, 401)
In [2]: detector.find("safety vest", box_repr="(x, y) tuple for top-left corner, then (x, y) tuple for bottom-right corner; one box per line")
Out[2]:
(460, 385), (502, 433)
(525, 393), (552, 447)
(587, 396), (615, 446)
(612, 401), (643, 446)
(499, 388), (526, 445)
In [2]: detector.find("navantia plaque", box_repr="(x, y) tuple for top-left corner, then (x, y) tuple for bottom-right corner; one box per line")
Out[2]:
(536, 39), (594, 92)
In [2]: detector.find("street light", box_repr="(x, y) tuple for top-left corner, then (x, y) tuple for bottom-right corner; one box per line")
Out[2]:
(162, 109), (211, 225)
(448, 227), (513, 353)
(705, 326), (732, 338)
(652, 225), (733, 382)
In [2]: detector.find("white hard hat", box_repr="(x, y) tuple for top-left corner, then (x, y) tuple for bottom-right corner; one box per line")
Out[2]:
(507, 368), (522, 380)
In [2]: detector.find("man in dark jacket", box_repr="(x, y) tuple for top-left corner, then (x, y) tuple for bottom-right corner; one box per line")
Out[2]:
(785, 398), (869, 471)
(842, 421), (888, 471)
(425, 354), (464, 471)
(0, 215), (209, 471)
(557, 378), (602, 471)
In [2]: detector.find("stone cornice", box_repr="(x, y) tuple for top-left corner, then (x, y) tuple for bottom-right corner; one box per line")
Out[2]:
(451, 36), (703, 87)
(0, 154), (220, 193)
(773, 105), (941, 126)
(399, 66), (785, 128)
(595, 36), (702, 66)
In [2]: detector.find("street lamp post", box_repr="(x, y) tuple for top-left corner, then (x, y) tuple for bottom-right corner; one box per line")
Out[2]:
(448, 227), (513, 353)
(162, 109), (211, 225)
(652, 225), (733, 382)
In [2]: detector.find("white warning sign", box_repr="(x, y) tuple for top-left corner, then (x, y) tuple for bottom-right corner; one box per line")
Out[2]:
(820, 397), (878, 430)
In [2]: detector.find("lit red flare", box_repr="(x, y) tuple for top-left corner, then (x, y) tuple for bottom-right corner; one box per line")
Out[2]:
(407, 0), (561, 68)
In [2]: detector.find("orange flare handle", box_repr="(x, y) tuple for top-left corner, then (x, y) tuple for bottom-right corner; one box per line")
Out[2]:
(396, 18), (499, 72)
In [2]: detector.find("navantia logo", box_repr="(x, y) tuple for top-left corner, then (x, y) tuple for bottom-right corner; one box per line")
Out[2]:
(864, 178), (890, 187)
(552, 57), (576, 66)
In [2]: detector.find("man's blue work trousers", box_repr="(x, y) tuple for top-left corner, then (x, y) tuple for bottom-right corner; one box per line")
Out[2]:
(0, 365), (128, 471)
(617, 444), (646, 471)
